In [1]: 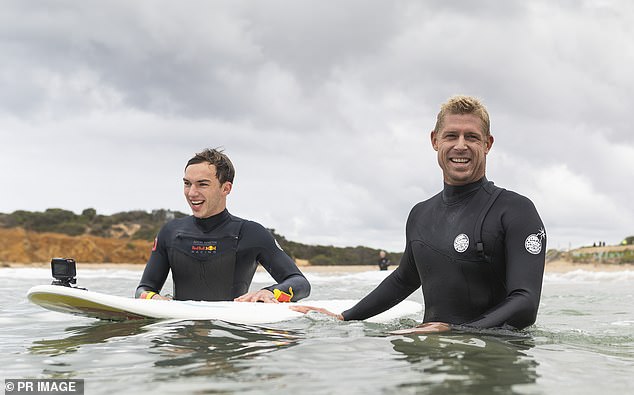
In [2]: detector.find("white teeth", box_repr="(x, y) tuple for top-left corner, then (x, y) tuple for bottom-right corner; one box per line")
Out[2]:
(451, 158), (469, 163)
(191, 201), (203, 205)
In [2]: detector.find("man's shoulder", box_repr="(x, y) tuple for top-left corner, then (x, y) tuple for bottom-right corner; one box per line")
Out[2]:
(403, 192), (443, 230)
(497, 187), (536, 207)
(233, 217), (281, 250)
(475, 180), (535, 207)
(492, 187), (542, 222)
(410, 190), (443, 212)
(239, 218), (270, 234)
(227, 214), (271, 235)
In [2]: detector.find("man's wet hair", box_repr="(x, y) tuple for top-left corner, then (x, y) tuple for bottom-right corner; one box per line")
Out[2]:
(185, 148), (235, 184)
(434, 95), (491, 136)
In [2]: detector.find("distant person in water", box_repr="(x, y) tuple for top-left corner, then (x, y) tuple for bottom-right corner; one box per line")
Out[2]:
(135, 148), (310, 303)
(293, 95), (546, 333)
(377, 250), (390, 271)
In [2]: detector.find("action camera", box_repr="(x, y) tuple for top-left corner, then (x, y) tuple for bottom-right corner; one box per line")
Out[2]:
(51, 258), (77, 287)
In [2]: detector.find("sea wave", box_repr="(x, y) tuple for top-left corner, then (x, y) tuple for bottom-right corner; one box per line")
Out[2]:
(543, 269), (634, 283)
(0, 267), (143, 280)
(303, 270), (393, 284)
(4, 267), (634, 284)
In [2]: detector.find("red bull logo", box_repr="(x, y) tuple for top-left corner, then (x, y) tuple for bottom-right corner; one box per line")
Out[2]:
(191, 245), (216, 252)
(191, 240), (217, 254)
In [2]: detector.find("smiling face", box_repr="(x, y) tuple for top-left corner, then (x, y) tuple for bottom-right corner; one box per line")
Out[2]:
(431, 113), (494, 186)
(183, 162), (232, 218)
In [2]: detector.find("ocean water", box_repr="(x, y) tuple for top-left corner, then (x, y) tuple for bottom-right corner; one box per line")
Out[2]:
(1, 267), (633, 395)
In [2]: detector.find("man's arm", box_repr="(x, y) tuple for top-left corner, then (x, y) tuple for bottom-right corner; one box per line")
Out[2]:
(465, 195), (546, 329)
(290, 246), (421, 320)
(135, 230), (171, 300)
(342, 243), (420, 320)
(235, 222), (310, 302)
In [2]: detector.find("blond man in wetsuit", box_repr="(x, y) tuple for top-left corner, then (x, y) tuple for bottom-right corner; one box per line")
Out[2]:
(293, 96), (546, 333)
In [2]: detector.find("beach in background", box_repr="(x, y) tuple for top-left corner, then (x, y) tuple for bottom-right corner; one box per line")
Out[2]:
(3, 259), (633, 273)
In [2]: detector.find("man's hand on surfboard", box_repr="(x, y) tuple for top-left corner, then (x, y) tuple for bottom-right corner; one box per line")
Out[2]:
(290, 306), (450, 332)
(234, 289), (279, 303)
(289, 305), (344, 320)
(139, 291), (171, 300)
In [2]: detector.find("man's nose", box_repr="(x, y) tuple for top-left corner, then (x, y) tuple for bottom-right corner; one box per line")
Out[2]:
(454, 135), (467, 150)
(187, 185), (198, 196)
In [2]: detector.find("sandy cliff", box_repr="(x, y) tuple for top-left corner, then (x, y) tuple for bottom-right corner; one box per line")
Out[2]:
(0, 228), (152, 265)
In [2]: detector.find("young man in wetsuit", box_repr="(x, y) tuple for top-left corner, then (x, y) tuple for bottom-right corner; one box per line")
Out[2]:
(135, 148), (310, 303)
(292, 95), (546, 332)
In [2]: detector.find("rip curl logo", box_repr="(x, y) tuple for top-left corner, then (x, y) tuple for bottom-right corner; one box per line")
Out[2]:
(453, 233), (469, 253)
(525, 228), (546, 255)
(191, 240), (217, 254)
(274, 238), (284, 251)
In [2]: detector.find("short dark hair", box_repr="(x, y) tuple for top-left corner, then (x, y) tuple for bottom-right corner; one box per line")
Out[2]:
(185, 148), (235, 184)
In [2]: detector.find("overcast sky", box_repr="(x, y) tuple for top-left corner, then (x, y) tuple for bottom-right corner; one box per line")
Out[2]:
(1, 0), (632, 252)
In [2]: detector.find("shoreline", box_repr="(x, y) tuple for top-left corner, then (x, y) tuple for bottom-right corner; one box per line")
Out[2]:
(2, 259), (633, 273)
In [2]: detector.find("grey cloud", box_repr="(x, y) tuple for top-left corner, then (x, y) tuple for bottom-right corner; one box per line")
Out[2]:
(1, 0), (633, 250)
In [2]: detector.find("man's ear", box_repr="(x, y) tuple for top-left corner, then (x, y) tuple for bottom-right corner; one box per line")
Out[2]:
(222, 181), (232, 195)
(430, 130), (439, 151)
(485, 134), (494, 154)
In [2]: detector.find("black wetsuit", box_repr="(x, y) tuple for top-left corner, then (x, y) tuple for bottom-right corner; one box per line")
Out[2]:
(378, 258), (390, 271)
(343, 178), (546, 330)
(136, 209), (310, 302)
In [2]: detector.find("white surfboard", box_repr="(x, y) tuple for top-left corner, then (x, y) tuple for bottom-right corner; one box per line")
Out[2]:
(27, 285), (421, 325)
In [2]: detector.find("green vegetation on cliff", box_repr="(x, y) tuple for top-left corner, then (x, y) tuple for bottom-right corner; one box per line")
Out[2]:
(0, 209), (400, 265)
(270, 230), (402, 266)
(0, 208), (187, 240)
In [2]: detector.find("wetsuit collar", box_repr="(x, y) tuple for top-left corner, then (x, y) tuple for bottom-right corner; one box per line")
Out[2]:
(442, 177), (487, 204)
(194, 209), (231, 233)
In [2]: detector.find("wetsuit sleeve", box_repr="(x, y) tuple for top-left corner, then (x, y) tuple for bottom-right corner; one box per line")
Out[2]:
(244, 222), (311, 302)
(341, 242), (421, 321)
(465, 195), (546, 329)
(135, 226), (171, 298)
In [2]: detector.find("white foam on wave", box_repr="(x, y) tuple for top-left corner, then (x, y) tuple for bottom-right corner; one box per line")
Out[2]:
(610, 320), (634, 327)
(0, 267), (143, 280)
(307, 268), (634, 285)
(76, 269), (143, 279)
(5, 267), (391, 284)
(252, 269), (393, 284)
(304, 270), (393, 284)
(7, 266), (633, 285)
(0, 267), (51, 280)
(544, 269), (634, 283)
